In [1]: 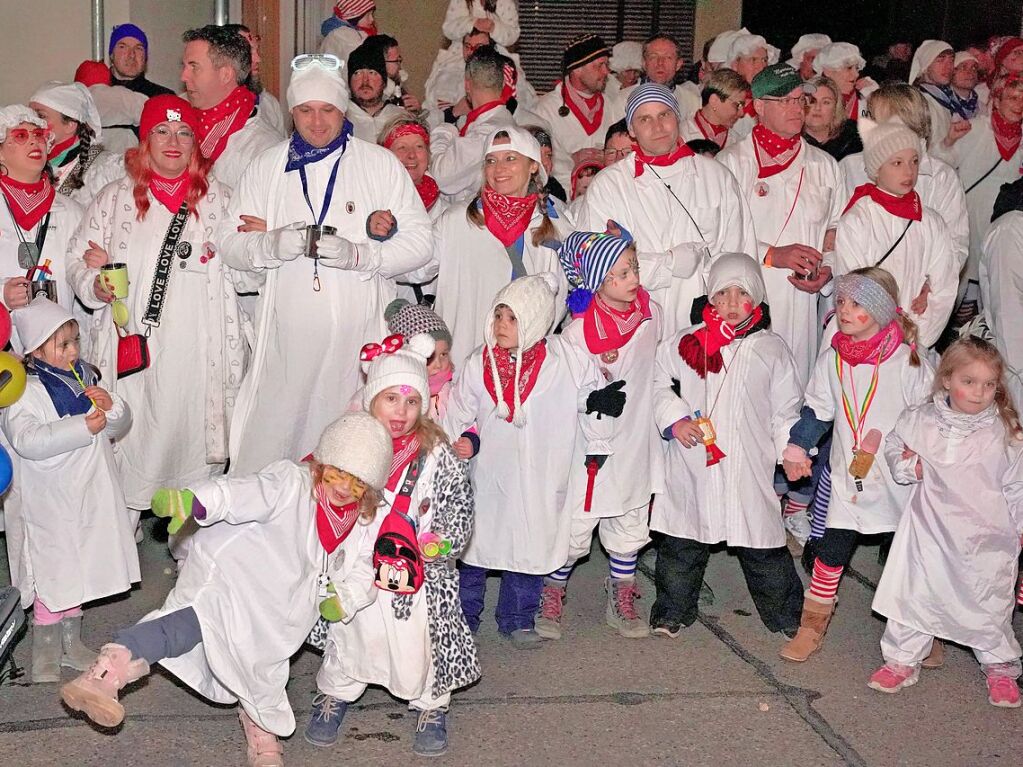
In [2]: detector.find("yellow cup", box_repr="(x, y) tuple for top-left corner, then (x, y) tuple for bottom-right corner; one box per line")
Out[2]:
(100, 263), (129, 299)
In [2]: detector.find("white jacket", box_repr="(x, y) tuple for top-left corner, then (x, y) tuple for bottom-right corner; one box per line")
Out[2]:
(442, 0), (520, 47)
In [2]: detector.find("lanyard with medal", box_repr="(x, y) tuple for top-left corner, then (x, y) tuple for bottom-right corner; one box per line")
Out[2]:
(836, 352), (883, 494)
(696, 325), (746, 467)
(3, 194), (50, 270)
(299, 154), (342, 293)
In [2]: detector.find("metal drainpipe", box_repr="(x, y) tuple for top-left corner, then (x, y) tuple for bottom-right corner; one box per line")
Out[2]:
(215, 0), (229, 26)
(91, 0), (104, 60)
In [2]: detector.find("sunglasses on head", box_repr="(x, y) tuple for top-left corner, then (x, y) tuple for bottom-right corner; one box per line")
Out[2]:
(292, 53), (342, 72)
(5, 127), (50, 145)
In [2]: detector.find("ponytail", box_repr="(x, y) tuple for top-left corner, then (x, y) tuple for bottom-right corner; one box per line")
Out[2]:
(529, 173), (557, 248)
(62, 123), (95, 194)
(896, 311), (921, 368)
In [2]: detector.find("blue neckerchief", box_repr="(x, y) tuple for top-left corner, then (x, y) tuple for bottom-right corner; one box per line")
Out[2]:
(321, 15), (348, 37)
(918, 83), (957, 115)
(950, 89), (980, 120)
(284, 120), (353, 172)
(29, 358), (98, 418)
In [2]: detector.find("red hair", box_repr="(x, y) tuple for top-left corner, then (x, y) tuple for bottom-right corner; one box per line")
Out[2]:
(124, 136), (210, 222)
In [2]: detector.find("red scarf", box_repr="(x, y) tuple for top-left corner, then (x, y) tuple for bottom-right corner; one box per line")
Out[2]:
(632, 138), (695, 177)
(481, 186), (537, 246)
(752, 124), (802, 179)
(386, 432), (421, 514)
(843, 91), (860, 121)
(842, 183), (922, 221)
(743, 92), (757, 117)
(582, 287), (652, 355)
(416, 174), (440, 211)
(831, 321), (904, 366)
(677, 303), (764, 379)
(459, 99), (506, 137)
(314, 483), (360, 554)
(196, 85), (257, 163)
(694, 110), (728, 148)
(991, 109), (1023, 162)
(561, 80), (605, 136)
(483, 341), (547, 422)
(149, 171), (189, 214)
(0, 174), (55, 232)
(47, 134), (77, 161)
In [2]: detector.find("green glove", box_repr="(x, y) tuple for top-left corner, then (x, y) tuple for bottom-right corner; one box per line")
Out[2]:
(151, 488), (196, 535)
(319, 583), (346, 623)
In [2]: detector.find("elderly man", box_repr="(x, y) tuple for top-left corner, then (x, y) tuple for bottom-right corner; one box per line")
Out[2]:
(345, 39), (404, 141)
(108, 23), (173, 97)
(582, 83), (756, 337)
(788, 34), (831, 81)
(614, 34), (701, 122)
(813, 42), (877, 122)
(180, 25), (280, 191)
(718, 63), (843, 385)
(219, 55), (432, 474)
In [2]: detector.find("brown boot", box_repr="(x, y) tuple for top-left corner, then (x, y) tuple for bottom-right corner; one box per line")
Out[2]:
(60, 643), (149, 727)
(921, 638), (944, 669)
(779, 594), (835, 662)
(239, 710), (285, 767)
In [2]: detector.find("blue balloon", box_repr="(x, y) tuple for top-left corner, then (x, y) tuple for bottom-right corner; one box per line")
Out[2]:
(0, 445), (12, 495)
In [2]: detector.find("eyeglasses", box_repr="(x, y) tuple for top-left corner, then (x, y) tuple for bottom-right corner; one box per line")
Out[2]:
(150, 126), (195, 144)
(4, 127), (50, 145)
(321, 466), (367, 500)
(291, 53), (342, 72)
(385, 57), (403, 66)
(604, 147), (631, 160)
(761, 95), (809, 108)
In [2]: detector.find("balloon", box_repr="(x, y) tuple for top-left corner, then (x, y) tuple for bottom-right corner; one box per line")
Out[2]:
(0, 352), (26, 408)
(0, 304), (10, 349)
(0, 445), (12, 495)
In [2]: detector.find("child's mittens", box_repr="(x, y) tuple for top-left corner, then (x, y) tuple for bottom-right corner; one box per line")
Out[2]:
(319, 583), (347, 623)
(151, 488), (201, 535)
(586, 380), (627, 419)
(782, 445), (812, 481)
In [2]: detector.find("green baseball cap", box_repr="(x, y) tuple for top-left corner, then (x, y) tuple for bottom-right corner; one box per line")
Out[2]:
(751, 63), (816, 99)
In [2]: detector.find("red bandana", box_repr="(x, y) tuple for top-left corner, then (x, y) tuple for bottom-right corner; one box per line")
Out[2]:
(694, 110), (728, 148)
(47, 134), (77, 161)
(387, 431), (420, 486)
(843, 91), (860, 121)
(561, 81), (605, 136)
(842, 183), (922, 221)
(831, 321), (904, 366)
(678, 303), (764, 379)
(632, 138), (695, 177)
(483, 341), (547, 422)
(149, 171), (189, 214)
(481, 186), (538, 246)
(991, 109), (1023, 162)
(459, 99), (506, 137)
(583, 287), (652, 355)
(0, 174), (55, 232)
(416, 174), (440, 211)
(751, 124), (803, 178)
(314, 483), (360, 554)
(196, 85), (257, 163)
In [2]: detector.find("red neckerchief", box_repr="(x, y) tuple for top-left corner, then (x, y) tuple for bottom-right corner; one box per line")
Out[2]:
(842, 183), (922, 221)
(0, 174), (55, 232)
(196, 85), (257, 163)
(582, 287), (652, 355)
(632, 138), (695, 177)
(694, 110), (728, 148)
(561, 80), (604, 136)
(314, 483), (360, 554)
(416, 174), (440, 211)
(47, 134), (77, 161)
(459, 98), (506, 137)
(843, 91), (859, 121)
(483, 341), (547, 422)
(751, 124), (802, 179)
(991, 110), (1023, 162)
(149, 171), (189, 214)
(831, 321), (904, 366)
(481, 186), (537, 246)
(677, 303), (764, 379)
(387, 433), (420, 492)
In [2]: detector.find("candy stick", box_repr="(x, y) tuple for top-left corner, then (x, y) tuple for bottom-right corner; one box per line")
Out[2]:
(69, 364), (97, 409)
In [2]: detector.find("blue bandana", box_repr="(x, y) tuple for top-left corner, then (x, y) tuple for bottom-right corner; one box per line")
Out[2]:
(29, 358), (99, 418)
(285, 119), (353, 172)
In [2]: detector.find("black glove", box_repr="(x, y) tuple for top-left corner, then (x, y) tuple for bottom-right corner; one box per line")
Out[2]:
(585, 454), (607, 470)
(586, 380), (626, 419)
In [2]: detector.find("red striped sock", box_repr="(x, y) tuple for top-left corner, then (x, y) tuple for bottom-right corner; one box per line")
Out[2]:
(809, 559), (843, 601)
(783, 498), (809, 518)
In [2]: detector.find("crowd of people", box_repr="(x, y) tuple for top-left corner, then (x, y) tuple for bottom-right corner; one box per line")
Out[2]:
(2, 2), (1023, 765)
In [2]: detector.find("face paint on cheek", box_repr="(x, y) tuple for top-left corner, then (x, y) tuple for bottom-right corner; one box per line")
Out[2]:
(742, 301), (753, 313)
(856, 313), (869, 325)
(399, 385), (413, 396)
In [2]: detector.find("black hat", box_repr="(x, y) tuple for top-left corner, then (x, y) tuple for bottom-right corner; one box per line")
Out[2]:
(563, 33), (611, 74)
(347, 40), (387, 86)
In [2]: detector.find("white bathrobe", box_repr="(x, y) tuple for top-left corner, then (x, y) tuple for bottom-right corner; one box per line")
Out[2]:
(442, 0), (520, 46)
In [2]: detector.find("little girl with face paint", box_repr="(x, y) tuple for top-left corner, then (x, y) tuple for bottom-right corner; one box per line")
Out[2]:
(779, 267), (935, 664)
(649, 253), (805, 639)
(867, 336), (1023, 707)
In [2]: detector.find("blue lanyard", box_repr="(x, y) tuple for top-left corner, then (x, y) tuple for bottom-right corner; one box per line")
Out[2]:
(299, 154), (343, 226)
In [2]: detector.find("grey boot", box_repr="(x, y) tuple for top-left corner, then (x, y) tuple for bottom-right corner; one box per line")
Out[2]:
(60, 615), (97, 671)
(31, 622), (62, 683)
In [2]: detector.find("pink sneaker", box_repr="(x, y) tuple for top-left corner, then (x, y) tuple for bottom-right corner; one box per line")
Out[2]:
(239, 710), (284, 767)
(986, 675), (1022, 708)
(867, 663), (919, 693)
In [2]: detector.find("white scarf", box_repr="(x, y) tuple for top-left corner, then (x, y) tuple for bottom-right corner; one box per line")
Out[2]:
(933, 393), (998, 440)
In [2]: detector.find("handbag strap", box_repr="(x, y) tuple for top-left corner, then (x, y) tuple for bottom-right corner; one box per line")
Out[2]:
(964, 156), (1004, 195)
(875, 219), (914, 267)
(141, 201), (190, 333)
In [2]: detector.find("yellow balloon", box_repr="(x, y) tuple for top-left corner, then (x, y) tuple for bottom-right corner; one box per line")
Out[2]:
(0, 352), (27, 408)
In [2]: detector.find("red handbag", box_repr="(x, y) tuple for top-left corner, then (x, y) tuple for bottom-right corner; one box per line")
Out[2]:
(116, 331), (150, 379)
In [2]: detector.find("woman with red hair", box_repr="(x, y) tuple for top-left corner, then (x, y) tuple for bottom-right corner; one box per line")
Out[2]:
(66, 94), (247, 536)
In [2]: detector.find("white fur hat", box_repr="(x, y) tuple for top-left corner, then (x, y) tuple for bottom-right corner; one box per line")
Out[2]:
(707, 252), (767, 307)
(909, 40), (953, 83)
(29, 82), (103, 141)
(360, 332), (435, 414)
(812, 42), (866, 74)
(859, 117), (922, 181)
(610, 41), (643, 74)
(484, 125), (548, 187)
(313, 412), (392, 490)
(954, 51), (979, 69)
(484, 272), (559, 427)
(0, 105), (49, 146)
(787, 34), (832, 68)
(287, 60), (350, 113)
(12, 296), (75, 353)
(707, 28), (748, 65)
(727, 33), (771, 65)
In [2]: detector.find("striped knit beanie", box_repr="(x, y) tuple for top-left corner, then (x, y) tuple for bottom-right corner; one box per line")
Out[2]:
(558, 231), (634, 313)
(625, 82), (680, 129)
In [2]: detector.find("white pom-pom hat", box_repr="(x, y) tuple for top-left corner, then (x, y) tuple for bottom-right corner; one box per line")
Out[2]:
(360, 332), (435, 414)
(314, 412), (392, 490)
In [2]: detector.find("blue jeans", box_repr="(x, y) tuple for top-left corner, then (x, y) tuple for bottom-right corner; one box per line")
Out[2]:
(458, 564), (543, 635)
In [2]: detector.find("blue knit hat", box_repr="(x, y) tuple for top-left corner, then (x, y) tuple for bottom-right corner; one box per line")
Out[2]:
(625, 82), (680, 129)
(558, 231), (634, 313)
(109, 24), (148, 56)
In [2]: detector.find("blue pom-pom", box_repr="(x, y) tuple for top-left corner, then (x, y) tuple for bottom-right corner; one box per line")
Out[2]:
(567, 288), (593, 314)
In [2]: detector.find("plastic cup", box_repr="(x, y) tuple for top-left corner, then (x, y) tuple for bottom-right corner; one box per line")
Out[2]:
(100, 263), (129, 299)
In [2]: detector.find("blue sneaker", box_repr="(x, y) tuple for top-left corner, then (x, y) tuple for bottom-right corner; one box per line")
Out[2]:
(412, 708), (448, 756)
(304, 693), (348, 747)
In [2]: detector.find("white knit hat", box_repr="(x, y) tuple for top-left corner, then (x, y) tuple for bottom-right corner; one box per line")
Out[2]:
(360, 332), (435, 414)
(287, 60), (350, 112)
(909, 40), (953, 83)
(29, 82), (103, 141)
(707, 252), (766, 307)
(313, 412), (392, 490)
(610, 41), (643, 74)
(858, 117), (922, 181)
(0, 105), (49, 146)
(707, 28), (748, 65)
(812, 42), (866, 74)
(484, 126), (548, 187)
(484, 272), (559, 427)
(12, 296), (75, 353)
(788, 34), (832, 69)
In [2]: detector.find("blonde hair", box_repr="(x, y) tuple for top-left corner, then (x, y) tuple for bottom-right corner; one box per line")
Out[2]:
(847, 266), (921, 367)
(867, 83), (932, 145)
(805, 75), (846, 137)
(376, 110), (430, 147)
(936, 336), (1023, 439)
(306, 460), (383, 522)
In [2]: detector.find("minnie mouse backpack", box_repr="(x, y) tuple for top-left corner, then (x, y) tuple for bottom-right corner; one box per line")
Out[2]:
(373, 511), (425, 594)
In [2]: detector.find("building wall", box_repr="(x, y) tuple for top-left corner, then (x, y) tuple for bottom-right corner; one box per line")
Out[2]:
(694, 0), (743, 60)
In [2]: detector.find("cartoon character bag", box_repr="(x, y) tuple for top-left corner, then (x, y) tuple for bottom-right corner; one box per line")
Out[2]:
(373, 511), (425, 594)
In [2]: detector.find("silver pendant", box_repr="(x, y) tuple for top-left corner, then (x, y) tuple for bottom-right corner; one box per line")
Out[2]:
(18, 242), (40, 269)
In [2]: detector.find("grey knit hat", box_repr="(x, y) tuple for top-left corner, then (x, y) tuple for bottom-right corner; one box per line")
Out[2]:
(384, 299), (452, 346)
(835, 272), (898, 327)
(859, 117), (922, 182)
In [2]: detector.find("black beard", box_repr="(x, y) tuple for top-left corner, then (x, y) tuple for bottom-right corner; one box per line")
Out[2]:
(354, 95), (384, 111)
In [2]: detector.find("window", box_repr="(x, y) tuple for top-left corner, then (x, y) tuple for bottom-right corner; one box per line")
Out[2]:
(517, 0), (698, 94)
